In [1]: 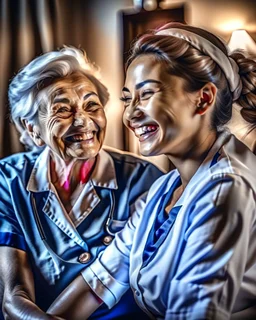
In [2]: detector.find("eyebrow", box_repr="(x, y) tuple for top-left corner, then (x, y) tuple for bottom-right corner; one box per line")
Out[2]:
(122, 79), (162, 92)
(53, 92), (98, 104)
(53, 97), (70, 104)
(83, 92), (98, 100)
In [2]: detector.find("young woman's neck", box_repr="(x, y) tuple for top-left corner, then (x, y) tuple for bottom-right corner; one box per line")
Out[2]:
(168, 130), (217, 188)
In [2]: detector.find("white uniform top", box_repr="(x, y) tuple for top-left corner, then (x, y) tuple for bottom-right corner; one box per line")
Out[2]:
(82, 131), (256, 320)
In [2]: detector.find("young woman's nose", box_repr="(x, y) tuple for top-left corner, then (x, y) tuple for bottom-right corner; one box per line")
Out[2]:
(124, 100), (144, 122)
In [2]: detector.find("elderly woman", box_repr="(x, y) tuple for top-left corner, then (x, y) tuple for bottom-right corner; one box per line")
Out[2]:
(0, 47), (163, 319)
(48, 23), (256, 319)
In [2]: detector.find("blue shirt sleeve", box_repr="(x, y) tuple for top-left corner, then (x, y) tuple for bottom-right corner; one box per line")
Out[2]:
(0, 169), (27, 251)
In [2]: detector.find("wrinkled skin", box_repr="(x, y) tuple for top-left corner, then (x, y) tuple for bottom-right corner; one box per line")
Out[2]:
(32, 73), (107, 163)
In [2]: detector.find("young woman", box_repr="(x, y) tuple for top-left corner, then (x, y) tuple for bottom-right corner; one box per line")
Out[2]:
(48, 23), (256, 319)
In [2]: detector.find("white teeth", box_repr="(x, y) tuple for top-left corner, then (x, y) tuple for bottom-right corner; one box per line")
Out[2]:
(135, 127), (146, 135)
(84, 131), (93, 139)
(67, 131), (94, 142)
(73, 135), (84, 142)
(134, 126), (157, 136)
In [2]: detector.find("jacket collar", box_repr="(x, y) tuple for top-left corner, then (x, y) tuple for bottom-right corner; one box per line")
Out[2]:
(27, 147), (118, 192)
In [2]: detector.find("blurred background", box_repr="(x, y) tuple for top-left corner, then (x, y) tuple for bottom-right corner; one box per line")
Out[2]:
(1, 0), (256, 171)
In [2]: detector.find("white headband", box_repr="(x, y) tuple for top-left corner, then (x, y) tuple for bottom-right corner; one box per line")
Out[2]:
(156, 28), (242, 101)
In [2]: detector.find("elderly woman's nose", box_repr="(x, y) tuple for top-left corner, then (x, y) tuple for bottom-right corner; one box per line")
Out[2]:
(73, 111), (92, 127)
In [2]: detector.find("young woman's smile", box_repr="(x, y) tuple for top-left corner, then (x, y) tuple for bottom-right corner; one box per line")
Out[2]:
(130, 123), (159, 142)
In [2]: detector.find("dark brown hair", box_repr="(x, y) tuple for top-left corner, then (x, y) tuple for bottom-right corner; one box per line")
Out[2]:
(126, 22), (256, 130)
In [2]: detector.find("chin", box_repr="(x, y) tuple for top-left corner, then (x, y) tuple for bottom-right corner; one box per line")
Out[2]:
(140, 145), (163, 157)
(79, 148), (100, 159)
(140, 147), (155, 157)
(65, 146), (99, 160)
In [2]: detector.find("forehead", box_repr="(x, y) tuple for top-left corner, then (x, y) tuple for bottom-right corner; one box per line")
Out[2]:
(48, 73), (98, 98)
(125, 54), (168, 87)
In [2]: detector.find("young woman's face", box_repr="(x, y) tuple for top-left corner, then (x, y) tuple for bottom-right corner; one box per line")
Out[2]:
(122, 54), (201, 157)
(34, 74), (107, 162)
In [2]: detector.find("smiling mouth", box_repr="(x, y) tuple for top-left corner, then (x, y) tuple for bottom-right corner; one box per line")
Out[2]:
(64, 131), (95, 143)
(134, 125), (159, 141)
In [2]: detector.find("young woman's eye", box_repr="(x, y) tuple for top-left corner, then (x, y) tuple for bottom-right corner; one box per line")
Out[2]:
(140, 90), (154, 100)
(120, 96), (132, 107)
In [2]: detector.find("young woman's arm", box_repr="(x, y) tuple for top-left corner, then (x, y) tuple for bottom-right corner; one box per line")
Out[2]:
(47, 274), (102, 320)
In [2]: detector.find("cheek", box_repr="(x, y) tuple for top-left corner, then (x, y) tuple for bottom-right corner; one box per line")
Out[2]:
(122, 109), (129, 127)
(146, 100), (168, 124)
(93, 112), (107, 130)
(46, 118), (71, 138)
(152, 94), (183, 124)
(146, 94), (168, 115)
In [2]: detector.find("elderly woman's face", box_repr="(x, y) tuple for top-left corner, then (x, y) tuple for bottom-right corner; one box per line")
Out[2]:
(35, 74), (107, 161)
(122, 54), (201, 157)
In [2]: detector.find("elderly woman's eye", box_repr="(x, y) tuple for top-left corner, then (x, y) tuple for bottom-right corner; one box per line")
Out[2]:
(57, 106), (71, 113)
(87, 101), (99, 107)
(86, 101), (101, 111)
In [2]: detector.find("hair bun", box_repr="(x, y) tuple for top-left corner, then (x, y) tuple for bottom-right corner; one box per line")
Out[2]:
(230, 50), (256, 126)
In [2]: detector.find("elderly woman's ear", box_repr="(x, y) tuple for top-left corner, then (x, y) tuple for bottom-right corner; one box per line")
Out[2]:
(23, 120), (45, 147)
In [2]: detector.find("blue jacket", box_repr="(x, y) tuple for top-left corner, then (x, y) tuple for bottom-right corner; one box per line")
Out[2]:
(0, 146), (163, 319)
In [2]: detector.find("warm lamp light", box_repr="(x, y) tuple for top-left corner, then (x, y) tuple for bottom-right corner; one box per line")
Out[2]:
(228, 29), (256, 53)
(220, 20), (244, 32)
(143, 0), (158, 11)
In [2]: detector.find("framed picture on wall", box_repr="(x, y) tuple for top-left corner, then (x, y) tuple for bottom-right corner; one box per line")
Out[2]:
(122, 4), (186, 66)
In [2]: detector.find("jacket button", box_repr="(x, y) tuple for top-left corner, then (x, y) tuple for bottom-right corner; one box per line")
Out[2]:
(103, 235), (113, 246)
(78, 252), (91, 264)
(134, 289), (140, 296)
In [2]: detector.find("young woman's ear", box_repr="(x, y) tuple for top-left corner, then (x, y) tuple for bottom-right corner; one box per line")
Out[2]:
(22, 120), (45, 147)
(196, 83), (217, 115)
